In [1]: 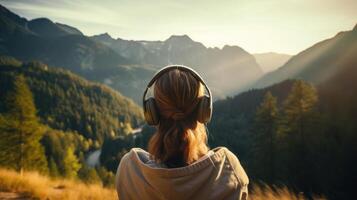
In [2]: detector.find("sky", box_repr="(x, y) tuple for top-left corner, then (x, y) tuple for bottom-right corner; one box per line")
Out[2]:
(1, 0), (356, 54)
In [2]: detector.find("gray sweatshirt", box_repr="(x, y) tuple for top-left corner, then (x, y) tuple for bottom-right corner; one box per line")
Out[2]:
(116, 147), (249, 200)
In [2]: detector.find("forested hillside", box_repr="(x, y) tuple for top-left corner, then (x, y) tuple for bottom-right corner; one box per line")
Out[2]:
(0, 56), (143, 142)
(207, 67), (357, 199)
(0, 56), (145, 186)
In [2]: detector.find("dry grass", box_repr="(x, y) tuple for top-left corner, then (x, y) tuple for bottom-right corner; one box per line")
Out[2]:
(250, 184), (326, 200)
(0, 167), (327, 200)
(0, 168), (117, 200)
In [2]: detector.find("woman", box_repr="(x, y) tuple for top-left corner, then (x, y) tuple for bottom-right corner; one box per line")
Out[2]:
(116, 65), (249, 200)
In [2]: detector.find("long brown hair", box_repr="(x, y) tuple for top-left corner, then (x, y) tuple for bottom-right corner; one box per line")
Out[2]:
(148, 68), (209, 167)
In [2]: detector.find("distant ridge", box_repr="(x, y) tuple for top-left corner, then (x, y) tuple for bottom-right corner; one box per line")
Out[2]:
(253, 52), (292, 73)
(92, 33), (263, 98)
(251, 24), (357, 89)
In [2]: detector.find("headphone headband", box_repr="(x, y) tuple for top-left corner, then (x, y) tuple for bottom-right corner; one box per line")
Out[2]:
(143, 65), (212, 104)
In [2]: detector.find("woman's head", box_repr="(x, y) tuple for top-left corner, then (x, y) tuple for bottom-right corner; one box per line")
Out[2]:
(148, 68), (209, 167)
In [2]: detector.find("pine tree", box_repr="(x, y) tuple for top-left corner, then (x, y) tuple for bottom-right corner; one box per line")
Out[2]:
(282, 80), (318, 145)
(252, 91), (279, 183)
(63, 146), (81, 179)
(281, 80), (319, 193)
(48, 157), (60, 177)
(0, 75), (48, 174)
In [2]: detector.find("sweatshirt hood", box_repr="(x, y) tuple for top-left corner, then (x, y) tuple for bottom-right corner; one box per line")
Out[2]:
(116, 146), (249, 200)
(132, 147), (224, 178)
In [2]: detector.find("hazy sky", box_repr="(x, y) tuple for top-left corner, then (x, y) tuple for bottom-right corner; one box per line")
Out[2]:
(1, 0), (356, 54)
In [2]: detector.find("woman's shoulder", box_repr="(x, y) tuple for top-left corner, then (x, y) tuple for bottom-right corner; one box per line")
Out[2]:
(116, 148), (145, 183)
(214, 147), (249, 186)
(116, 148), (140, 172)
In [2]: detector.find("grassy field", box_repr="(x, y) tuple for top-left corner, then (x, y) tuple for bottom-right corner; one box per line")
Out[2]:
(0, 168), (325, 200)
(0, 168), (116, 200)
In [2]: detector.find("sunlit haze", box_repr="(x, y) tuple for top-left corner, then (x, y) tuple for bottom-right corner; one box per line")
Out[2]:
(1, 0), (356, 54)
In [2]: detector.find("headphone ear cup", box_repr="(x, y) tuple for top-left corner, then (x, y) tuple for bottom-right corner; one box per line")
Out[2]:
(144, 98), (160, 126)
(197, 95), (212, 123)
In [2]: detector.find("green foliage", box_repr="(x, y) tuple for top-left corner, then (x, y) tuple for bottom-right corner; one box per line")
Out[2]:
(281, 80), (318, 137)
(41, 129), (94, 177)
(280, 80), (322, 194)
(63, 147), (81, 179)
(99, 125), (154, 172)
(0, 75), (48, 173)
(209, 78), (357, 199)
(41, 127), (116, 186)
(48, 158), (60, 177)
(96, 166), (115, 188)
(0, 56), (22, 67)
(0, 57), (145, 187)
(251, 92), (279, 182)
(0, 59), (144, 143)
(100, 137), (132, 172)
(78, 165), (101, 184)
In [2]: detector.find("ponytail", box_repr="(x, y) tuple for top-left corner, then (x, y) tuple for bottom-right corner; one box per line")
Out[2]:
(148, 118), (208, 167)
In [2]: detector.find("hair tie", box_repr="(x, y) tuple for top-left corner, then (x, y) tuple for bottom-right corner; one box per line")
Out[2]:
(170, 110), (186, 120)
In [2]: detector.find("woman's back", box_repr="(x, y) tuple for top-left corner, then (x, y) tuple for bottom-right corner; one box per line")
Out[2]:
(116, 147), (248, 200)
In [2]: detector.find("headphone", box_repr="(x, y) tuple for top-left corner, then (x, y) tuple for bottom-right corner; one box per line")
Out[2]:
(143, 65), (213, 126)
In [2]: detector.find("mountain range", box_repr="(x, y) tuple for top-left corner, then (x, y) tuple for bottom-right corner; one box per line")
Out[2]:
(91, 32), (265, 98)
(0, 4), (265, 102)
(0, 4), (152, 103)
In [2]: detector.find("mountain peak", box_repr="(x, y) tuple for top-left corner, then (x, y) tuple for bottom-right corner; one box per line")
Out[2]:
(0, 4), (14, 15)
(30, 17), (53, 24)
(353, 23), (357, 32)
(221, 45), (250, 56)
(0, 3), (9, 13)
(0, 3), (27, 25)
(222, 45), (244, 51)
(94, 32), (114, 41)
(55, 23), (83, 35)
(28, 17), (74, 37)
(165, 34), (193, 43)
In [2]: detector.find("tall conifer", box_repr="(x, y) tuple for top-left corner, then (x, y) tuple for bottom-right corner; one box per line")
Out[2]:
(0, 75), (48, 174)
(252, 91), (279, 182)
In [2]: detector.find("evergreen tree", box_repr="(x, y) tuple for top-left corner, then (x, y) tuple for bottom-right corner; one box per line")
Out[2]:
(281, 80), (319, 194)
(48, 157), (60, 177)
(282, 80), (318, 142)
(0, 75), (48, 174)
(252, 91), (279, 183)
(63, 146), (81, 179)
